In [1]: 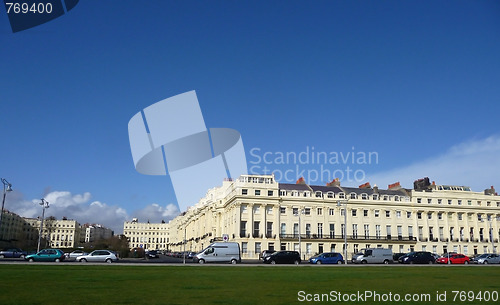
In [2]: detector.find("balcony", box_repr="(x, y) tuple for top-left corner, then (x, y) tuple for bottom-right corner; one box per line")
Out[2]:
(278, 234), (417, 242)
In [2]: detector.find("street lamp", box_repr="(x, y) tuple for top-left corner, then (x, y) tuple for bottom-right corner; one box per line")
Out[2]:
(37, 199), (50, 252)
(0, 178), (13, 240)
(337, 200), (348, 265)
(481, 217), (496, 254)
(293, 208), (304, 259)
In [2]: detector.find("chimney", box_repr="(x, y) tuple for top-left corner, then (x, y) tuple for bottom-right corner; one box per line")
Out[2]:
(373, 184), (379, 193)
(359, 182), (371, 189)
(326, 178), (341, 187)
(388, 182), (401, 190)
(484, 186), (496, 196)
(296, 177), (306, 184)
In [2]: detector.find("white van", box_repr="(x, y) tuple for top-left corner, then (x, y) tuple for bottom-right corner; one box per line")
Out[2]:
(194, 242), (241, 264)
(353, 248), (393, 264)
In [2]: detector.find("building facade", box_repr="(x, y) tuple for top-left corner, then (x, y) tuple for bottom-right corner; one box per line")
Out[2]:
(123, 218), (169, 250)
(25, 218), (82, 249)
(82, 224), (113, 243)
(166, 175), (500, 260)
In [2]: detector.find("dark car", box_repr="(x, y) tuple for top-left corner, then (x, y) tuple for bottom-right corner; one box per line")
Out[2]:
(309, 252), (344, 264)
(398, 251), (436, 264)
(146, 250), (159, 258)
(0, 248), (27, 259)
(263, 251), (301, 265)
(259, 249), (276, 260)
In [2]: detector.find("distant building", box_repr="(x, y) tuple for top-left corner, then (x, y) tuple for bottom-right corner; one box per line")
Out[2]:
(123, 218), (169, 250)
(0, 210), (38, 248)
(82, 223), (113, 243)
(26, 217), (82, 249)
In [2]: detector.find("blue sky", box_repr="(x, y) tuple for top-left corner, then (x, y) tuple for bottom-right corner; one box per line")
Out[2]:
(1, 1), (499, 233)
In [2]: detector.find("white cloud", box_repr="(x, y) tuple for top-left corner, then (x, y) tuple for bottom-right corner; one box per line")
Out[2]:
(367, 135), (500, 191)
(131, 203), (180, 224)
(6, 191), (128, 234)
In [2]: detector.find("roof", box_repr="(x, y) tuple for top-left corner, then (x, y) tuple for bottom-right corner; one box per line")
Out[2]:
(278, 183), (312, 191)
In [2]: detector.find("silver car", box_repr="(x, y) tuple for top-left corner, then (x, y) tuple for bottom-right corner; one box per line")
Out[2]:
(476, 254), (500, 264)
(77, 250), (118, 263)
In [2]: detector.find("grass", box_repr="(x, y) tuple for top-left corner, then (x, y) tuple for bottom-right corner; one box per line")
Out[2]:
(0, 265), (499, 305)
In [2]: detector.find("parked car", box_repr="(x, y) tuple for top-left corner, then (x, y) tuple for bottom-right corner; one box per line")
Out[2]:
(65, 250), (88, 261)
(0, 248), (27, 259)
(436, 253), (470, 264)
(476, 254), (500, 264)
(146, 250), (159, 258)
(194, 242), (241, 264)
(25, 249), (65, 262)
(309, 252), (344, 264)
(398, 251), (436, 264)
(263, 251), (301, 265)
(77, 250), (119, 263)
(259, 250), (276, 260)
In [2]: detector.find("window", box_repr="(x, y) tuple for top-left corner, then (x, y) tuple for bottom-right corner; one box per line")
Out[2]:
(317, 208), (323, 216)
(438, 213), (443, 220)
(242, 242), (248, 254)
(427, 212), (432, 220)
(458, 213), (463, 221)
(341, 224), (346, 238)
(352, 224), (358, 239)
(293, 208), (298, 215)
(408, 226), (413, 239)
(306, 243), (312, 254)
(240, 221), (247, 237)
(364, 224), (369, 239)
(438, 199), (442, 204)
(266, 222), (273, 238)
(407, 211), (412, 219)
(317, 223), (323, 238)
(467, 200), (472, 206)
(268, 190), (273, 196)
(448, 199), (452, 205)
(363, 210), (368, 217)
(396, 211), (401, 218)
(458, 199), (462, 205)
(304, 208), (311, 215)
(385, 210), (390, 218)
(329, 224), (335, 238)
(417, 198), (422, 203)
(329, 209), (335, 216)
(352, 209), (357, 217)
(253, 221), (260, 237)
(397, 226), (402, 239)
(280, 190), (286, 196)
(375, 225), (381, 239)
(280, 223), (286, 235)
(255, 190), (261, 196)
(241, 205), (247, 213)
(242, 189), (248, 195)
(255, 242), (261, 255)
(383, 195), (388, 201)
(293, 223), (299, 237)
(374, 210), (380, 217)
(315, 191), (322, 198)
(386, 225), (392, 239)
(427, 198), (432, 204)
(280, 207), (286, 214)
(373, 194), (379, 200)
(327, 192), (334, 198)
(417, 212), (422, 219)
(361, 193), (368, 200)
(305, 223), (311, 237)
(350, 193), (357, 199)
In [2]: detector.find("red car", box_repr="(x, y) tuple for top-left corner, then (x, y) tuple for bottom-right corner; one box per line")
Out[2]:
(436, 254), (470, 264)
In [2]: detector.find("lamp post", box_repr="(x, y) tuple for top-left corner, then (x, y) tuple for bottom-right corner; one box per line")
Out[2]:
(481, 217), (496, 254)
(294, 208), (304, 259)
(337, 200), (348, 265)
(0, 178), (13, 240)
(37, 199), (50, 252)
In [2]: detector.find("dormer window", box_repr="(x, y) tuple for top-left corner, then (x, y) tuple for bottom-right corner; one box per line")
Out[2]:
(339, 193), (345, 199)
(373, 194), (379, 200)
(361, 194), (368, 200)
(315, 191), (322, 198)
(327, 192), (334, 198)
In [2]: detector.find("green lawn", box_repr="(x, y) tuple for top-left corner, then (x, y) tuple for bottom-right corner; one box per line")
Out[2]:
(0, 265), (499, 305)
